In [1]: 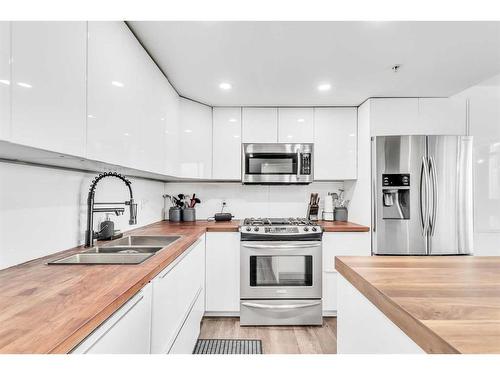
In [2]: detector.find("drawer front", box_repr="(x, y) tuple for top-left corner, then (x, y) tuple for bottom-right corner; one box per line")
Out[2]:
(169, 287), (205, 354)
(323, 232), (370, 272)
(72, 283), (152, 354)
(151, 237), (205, 353)
(240, 299), (322, 326)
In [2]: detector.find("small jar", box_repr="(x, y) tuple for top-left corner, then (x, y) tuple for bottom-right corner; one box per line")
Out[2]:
(334, 207), (348, 222)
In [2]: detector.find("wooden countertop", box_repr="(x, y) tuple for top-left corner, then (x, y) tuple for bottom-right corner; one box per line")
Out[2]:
(335, 256), (500, 354)
(0, 219), (368, 354)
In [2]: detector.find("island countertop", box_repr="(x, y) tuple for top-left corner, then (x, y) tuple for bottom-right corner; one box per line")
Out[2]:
(335, 256), (500, 354)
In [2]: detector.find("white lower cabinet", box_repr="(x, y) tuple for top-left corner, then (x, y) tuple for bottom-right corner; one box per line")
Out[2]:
(205, 232), (240, 315)
(322, 232), (371, 316)
(72, 283), (153, 354)
(151, 236), (206, 354)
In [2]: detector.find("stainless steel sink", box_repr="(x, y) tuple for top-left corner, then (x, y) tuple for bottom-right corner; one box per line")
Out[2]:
(101, 235), (181, 248)
(47, 235), (182, 265)
(48, 252), (156, 265)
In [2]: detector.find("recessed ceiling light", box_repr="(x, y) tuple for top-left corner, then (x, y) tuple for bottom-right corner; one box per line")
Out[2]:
(17, 82), (32, 88)
(229, 118), (237, 123)
(111, 81), (124, 88)
(184, 129), (193, 133)
(317, 83), (331, 92)
(233, 135), (240, 139)
(124, 132), (130, 137)
(297, 118), (305, 123)
(219, 82), (232, 90)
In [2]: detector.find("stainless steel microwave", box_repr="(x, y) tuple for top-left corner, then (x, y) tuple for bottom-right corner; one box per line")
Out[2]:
(241, 143), (314, 184)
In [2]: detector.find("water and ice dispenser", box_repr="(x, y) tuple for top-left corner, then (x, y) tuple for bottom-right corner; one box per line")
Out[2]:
(381, 174), (410, 220)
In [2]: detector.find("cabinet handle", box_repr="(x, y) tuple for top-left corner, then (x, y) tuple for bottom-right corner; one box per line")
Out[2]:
(242, 301), (321, 310)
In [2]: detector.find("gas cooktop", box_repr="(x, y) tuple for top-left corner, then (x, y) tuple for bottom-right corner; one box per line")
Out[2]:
(240, 217), (323, 240)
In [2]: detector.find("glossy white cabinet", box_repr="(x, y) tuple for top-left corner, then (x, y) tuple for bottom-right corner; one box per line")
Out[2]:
(418, 98), (466, 135)
(164, 84), (180, 176)
(87, 21), (168, 173)
(314, 108), (357, 180)
(278, 108), (313, 143)
(322, 232), (371, 316)
(212, 107), (242, 180)
(178, 98), (213, 179)
(0, 22), (10, 140)
(151, 236), (205, 354)
(11, 22), (87, 156)
(72, 284), (152, 354)
(242, 107), (278, 143)
(205, 232), (240, 314)
(369, 98), (419, 136)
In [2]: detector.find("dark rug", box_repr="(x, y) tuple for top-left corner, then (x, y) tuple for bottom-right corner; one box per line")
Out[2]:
(193, 339), (263, 354)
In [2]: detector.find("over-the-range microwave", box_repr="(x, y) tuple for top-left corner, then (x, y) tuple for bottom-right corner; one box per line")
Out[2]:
(241, 143), (314, 185)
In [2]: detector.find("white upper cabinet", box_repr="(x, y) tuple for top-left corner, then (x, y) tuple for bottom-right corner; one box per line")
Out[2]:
(164, 84), (180, 177)
(314, 107), (357, 180)
(370, 98), (419, 136)
(87, 21), (167, 173)
(212, 107), (241, 180)
(418, 98), (466, 135)
(0, 22), (10, 141)
(278, 108), (314, 143)
(11, 22), (87, 156)
(242, 107), (278, 143)
(178, 98), (213, 179)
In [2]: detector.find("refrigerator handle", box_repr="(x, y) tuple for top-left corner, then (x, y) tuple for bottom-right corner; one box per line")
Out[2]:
(420, 156), (430, 236)
(429, 156), (438, 236)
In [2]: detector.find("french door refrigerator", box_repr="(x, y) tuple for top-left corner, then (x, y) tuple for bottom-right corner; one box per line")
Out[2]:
(372, 135), (473, 255)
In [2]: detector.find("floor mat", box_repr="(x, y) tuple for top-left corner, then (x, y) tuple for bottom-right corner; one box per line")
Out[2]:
(193, 339), (263, 354)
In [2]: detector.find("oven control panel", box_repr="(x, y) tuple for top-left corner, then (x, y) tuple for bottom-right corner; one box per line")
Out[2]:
(264, 226), (299, 233)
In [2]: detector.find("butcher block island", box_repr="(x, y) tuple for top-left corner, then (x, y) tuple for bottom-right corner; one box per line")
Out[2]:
(335, 256), (500, 354)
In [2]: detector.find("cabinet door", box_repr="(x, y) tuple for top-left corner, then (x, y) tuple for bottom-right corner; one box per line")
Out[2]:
(0, 22), (10, 140)
(206, 232), (240, 313)
(418, 98), (466, 135)
(72, 284), (152, 354)
(151, 237), (205, 354)
(178, 98), (213, 178)
(314, 107), (357, 180)
(322, 232), (371, 315)
(278, 108), (313, 143)
(242, 107), (278, 143)
(370, 98), (419, 136)
(11, 21), (87, 156)
(164, 83), (180, 176)
(212, 107), (241, 180)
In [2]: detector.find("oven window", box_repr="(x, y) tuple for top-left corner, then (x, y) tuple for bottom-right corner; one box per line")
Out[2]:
(246, 154), (297, 175)
(250, 256), (313, 287)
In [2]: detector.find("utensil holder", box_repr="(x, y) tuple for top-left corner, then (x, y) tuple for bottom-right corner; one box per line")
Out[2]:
(169, 207), (182, 222)
(182, 208), (196, 222)
(334, 207), (348, 222)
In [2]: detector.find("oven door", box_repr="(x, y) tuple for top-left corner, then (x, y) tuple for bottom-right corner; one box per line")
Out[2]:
(240, 241), (322, 299)
(242, 143), (313, 184)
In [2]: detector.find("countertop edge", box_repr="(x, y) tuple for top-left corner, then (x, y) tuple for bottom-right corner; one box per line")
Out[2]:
(334, 256), (460, 354)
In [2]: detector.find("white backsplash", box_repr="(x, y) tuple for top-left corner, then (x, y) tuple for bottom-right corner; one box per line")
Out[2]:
(0, 162), (165, 269)
(164, 181), (345, 220)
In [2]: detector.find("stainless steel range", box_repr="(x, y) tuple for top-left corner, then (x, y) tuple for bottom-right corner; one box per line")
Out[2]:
(240, 218), (323, 326)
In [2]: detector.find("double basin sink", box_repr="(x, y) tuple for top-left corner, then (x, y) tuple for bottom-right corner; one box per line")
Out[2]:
(48, 235), (181, 265)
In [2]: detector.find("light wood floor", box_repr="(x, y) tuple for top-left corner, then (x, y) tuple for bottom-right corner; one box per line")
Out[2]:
(199, 317), (337, 354)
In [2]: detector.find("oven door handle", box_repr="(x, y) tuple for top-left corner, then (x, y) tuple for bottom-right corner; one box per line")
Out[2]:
(241, 243), (321, 249)
(241, 301), (321, 310)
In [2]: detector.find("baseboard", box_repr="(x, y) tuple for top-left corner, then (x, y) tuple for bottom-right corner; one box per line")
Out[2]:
(204, 311), (240, 317)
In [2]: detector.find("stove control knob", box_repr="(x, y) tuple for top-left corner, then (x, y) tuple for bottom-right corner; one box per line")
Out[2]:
(303, 227), (309, 232)
(246, 227), (251, 232)
(312, 226), (318, 232)
(254, 227), (259, 232)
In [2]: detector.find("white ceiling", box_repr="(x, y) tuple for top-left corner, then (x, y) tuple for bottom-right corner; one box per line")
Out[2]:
(128, 21), (500, 106)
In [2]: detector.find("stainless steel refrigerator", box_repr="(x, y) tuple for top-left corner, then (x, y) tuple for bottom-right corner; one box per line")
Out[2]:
(372, 135), (473, 255)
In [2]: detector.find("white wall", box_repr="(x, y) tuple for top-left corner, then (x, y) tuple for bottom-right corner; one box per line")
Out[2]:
(451, 74), (500, 255)
(164, 182), (344, 220)
(0, 162), (165, 269)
